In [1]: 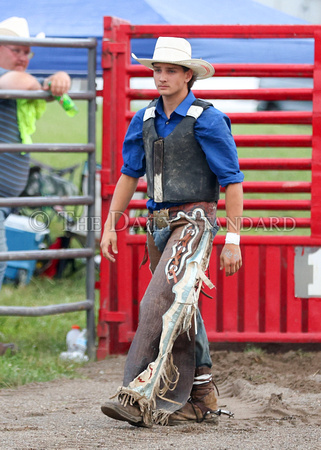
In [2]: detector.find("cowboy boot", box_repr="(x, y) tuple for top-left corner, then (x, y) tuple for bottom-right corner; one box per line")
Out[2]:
(101, 399), (152, 428)
(167, 366), (219, 425)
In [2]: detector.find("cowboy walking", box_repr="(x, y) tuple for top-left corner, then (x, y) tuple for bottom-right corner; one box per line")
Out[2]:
(100, 36), (243, 427)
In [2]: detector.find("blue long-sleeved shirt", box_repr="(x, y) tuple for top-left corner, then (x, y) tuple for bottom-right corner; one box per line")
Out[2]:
(121, 90), (244, 211)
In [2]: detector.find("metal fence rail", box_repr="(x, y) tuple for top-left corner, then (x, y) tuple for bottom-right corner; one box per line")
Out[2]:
(0, 35), (97, 359)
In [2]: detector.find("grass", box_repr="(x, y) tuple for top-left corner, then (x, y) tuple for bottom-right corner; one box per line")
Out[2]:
(0, 266), (99, 389)
(31, 100), (102, 178)
(0, 100), (101, 389)
(0, 101), (315, 389)
(244, 344), (266, 356)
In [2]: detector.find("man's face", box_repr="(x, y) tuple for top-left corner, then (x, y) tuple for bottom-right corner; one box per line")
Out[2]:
(0, 45), (32, 71)
(153, 63), (192, 98)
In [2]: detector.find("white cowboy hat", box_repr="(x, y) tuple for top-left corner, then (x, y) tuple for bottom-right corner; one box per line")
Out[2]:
(0, 17), (45, 39)
(132, 37), (214, 80)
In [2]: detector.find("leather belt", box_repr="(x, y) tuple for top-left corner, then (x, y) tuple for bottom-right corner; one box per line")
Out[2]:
(149, 201), (217, 229)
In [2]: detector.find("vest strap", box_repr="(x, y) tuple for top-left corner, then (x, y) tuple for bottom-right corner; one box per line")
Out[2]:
(143, 106), (156, 121)
(186, 105), (205, 120)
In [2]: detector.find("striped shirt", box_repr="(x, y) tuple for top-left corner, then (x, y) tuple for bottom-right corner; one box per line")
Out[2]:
(0, 68), (31, 197)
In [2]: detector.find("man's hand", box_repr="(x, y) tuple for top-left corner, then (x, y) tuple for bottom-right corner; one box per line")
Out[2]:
(100, 229), (118, 263)
(43, 71), (71, 96)
(100, 175), (139, 263)
(220, 243), (242, 276)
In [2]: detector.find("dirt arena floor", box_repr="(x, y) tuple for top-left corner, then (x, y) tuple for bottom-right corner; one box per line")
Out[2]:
(1, 345), (321, 449)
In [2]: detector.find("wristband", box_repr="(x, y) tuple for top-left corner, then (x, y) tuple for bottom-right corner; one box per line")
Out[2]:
(225, 232), (240, 245)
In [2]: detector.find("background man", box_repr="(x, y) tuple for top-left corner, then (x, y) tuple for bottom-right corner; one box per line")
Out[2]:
(0, 16), (71, 350)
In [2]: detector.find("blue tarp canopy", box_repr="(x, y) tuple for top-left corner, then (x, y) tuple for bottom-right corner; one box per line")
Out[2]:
(2, 0), (313, 77)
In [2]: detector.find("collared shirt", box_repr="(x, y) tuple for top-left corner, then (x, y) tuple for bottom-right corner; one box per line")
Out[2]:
(121, 90), (244, 211)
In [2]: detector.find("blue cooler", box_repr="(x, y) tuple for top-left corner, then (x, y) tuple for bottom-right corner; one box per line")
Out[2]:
(4, 214), (48, 285)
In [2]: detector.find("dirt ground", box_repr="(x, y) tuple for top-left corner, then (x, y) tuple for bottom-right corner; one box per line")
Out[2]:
(1, 345), (321, 450)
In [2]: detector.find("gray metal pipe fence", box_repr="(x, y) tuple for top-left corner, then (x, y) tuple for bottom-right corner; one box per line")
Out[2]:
(0, 35), (97, 359)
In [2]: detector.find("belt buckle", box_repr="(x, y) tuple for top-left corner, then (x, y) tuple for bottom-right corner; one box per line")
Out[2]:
(153, 209), (169, 228)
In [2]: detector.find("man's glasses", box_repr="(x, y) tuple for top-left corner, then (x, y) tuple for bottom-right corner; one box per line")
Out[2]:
(4, 46), (34, 60)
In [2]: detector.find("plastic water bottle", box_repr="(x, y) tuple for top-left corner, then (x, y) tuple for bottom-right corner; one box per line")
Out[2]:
(66, 325), (81, 352)
(48, 81), (79, 117)
(75, 329), (87, 354)
(60, 325), (89, 362)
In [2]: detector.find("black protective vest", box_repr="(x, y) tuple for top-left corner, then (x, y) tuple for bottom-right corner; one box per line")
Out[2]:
(143, 98), (220, 203)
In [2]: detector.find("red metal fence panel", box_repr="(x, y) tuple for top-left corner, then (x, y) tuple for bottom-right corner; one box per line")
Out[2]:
(97, 18), (321, 358)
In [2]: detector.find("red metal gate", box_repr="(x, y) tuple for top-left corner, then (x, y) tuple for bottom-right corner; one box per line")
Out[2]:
(97, 17), (321, 358)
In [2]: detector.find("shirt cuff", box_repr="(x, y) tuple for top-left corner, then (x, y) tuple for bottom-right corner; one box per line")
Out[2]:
(219, 173), (244, 187)
(121, 166), (145, 178)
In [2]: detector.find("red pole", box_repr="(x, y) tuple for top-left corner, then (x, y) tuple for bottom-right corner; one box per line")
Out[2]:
(98, 17), (131, 359)
(311, 31), (321, 238)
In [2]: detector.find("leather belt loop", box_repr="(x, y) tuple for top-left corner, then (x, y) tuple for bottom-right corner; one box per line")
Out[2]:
(151, 209), (169, 229)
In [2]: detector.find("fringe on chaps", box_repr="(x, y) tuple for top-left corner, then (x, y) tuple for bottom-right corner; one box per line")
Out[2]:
(113, 206), (216, 426)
